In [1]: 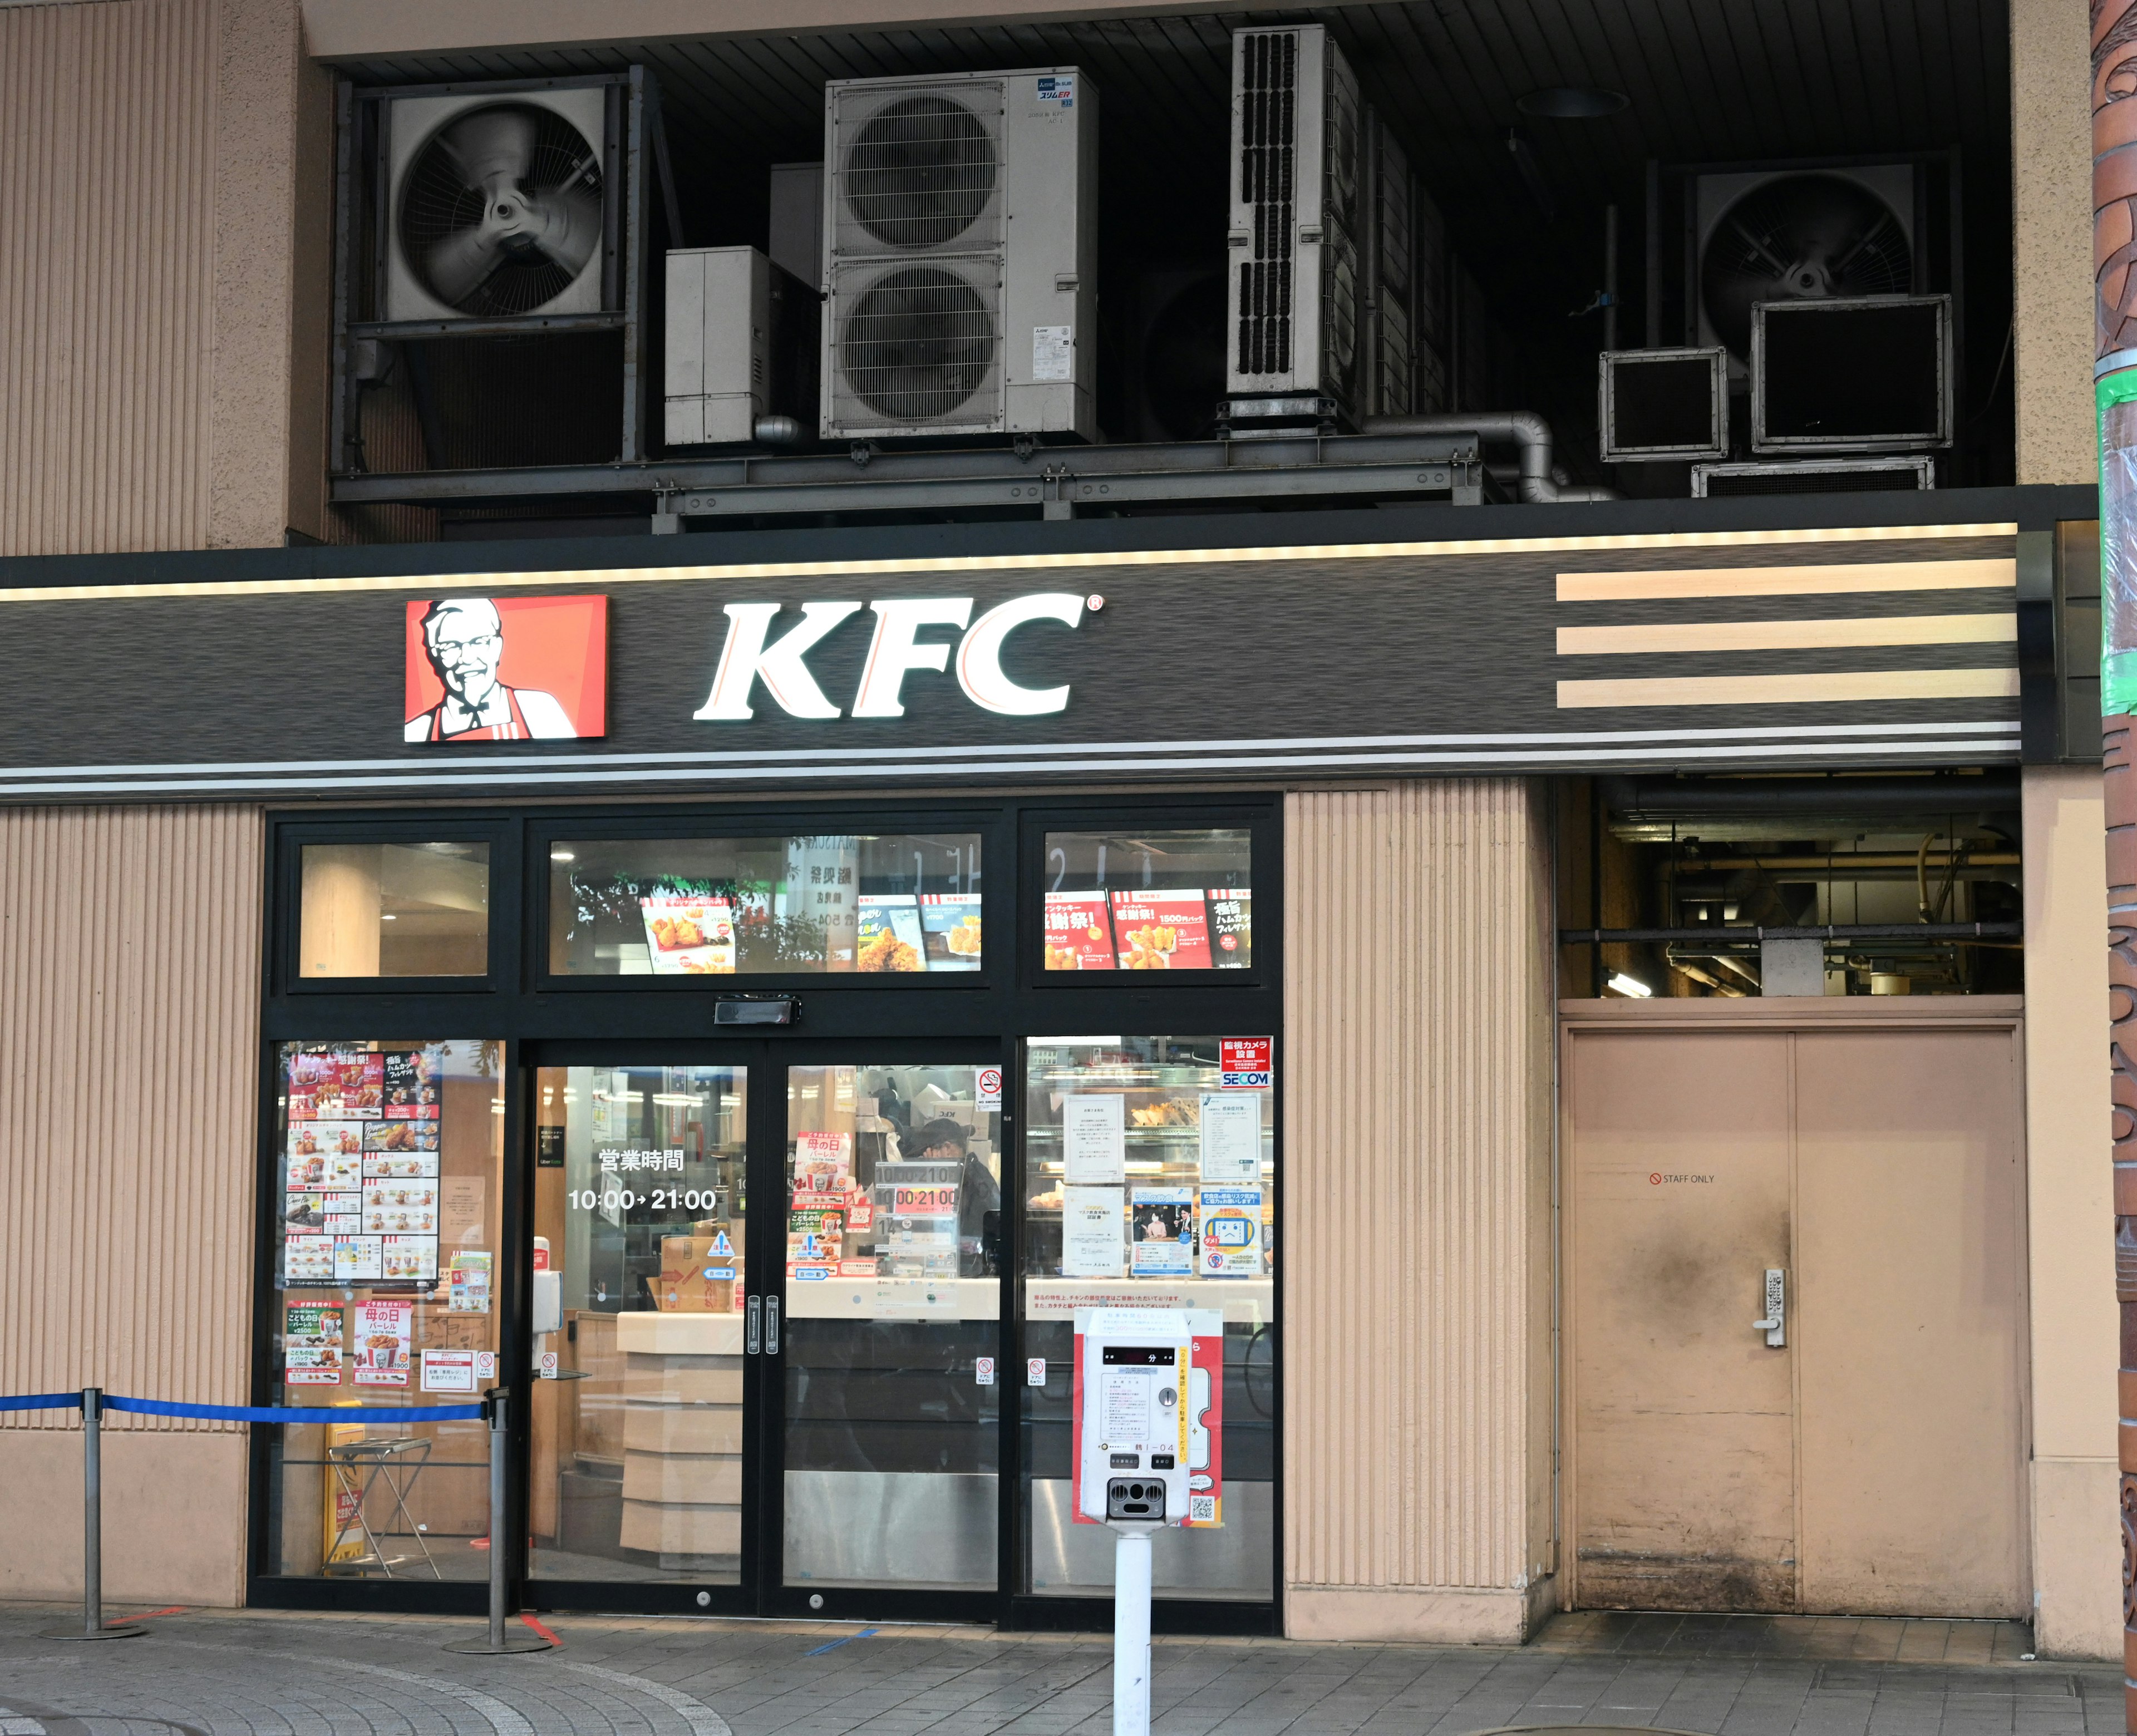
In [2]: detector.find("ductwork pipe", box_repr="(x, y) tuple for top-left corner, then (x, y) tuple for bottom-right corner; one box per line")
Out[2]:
(1361, 411), (1618, 502)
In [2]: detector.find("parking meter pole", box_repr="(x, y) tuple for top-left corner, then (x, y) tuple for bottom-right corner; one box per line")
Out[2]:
(1112, 1527), (1153, 1736)
(445, 1389), (550, 1656)
(43, 1388), (142, 1641)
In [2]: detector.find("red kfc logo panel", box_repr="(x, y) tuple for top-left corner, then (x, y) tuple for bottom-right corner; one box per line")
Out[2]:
(404, 596), (608, 742)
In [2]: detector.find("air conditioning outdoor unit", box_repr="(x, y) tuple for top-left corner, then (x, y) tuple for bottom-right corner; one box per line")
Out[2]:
(1224, 24), (1365, 426)
(664, 246), (819, 446)
(1361, 109), (1414, 418)
(820, 68), (1097, 441)
(382, 86), (614, 324)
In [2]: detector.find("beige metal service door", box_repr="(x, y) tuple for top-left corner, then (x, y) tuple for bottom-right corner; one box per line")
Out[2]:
(1568, 1029), (1798, 1612)
(1794, 1028), (2025, 1616)
(1563, 1001), (2026, 1619)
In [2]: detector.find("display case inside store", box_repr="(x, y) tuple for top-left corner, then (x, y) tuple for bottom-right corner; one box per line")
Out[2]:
(263, 1039), (504, 1580)
(1041, 830), (1251, 971)
(546, 832), (983, 975)
(529, 1065), (749, 1583)
(1020, 1035), (1275, 1600)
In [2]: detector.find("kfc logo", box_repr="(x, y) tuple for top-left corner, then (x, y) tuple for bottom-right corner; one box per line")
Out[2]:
(405, 595), (607, 742)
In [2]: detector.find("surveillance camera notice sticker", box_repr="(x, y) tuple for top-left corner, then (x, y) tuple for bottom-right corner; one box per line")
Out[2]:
(1218, 1038), (1272, 1089)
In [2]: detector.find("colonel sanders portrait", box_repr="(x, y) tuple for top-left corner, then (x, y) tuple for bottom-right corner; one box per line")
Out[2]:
(405, 597), (578, 742)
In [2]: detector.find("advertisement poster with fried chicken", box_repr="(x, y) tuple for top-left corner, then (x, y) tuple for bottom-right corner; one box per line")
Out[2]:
(1110, 890), (1214, 969)
(639, 895), (736, 974)
(1043, 891), (1114, 969)
(353, 1299), (412, 1387)
(917, 894), (983, 970)
(284, 1303), (344, 1385)
(382, 1048), (441, 1120)
(856, 896), (927, 970)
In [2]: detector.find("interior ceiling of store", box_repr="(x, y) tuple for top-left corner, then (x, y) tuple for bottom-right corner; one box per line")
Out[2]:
(331, 0), (2010, 231)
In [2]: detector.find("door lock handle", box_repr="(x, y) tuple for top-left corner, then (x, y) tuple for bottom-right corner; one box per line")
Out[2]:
(1752, 1268), (1786, 1348)
(746, 1295), (762, 1355)
(765, 1295), (780, 1355)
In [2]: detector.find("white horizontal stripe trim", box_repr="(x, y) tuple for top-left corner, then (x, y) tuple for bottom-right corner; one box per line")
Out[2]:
(1559, 668), (2022, 708)
(0, 719), (2019, 784)
(0, 524), (2019, 605)
(1555, 558), (2015, 603)
(0, 737), (2022, 799)
(1557, 613), (2017, 655)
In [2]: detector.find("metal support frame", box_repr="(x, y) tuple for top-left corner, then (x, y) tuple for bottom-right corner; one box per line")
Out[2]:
(41, 1389), (143, 1641)
(331, 430), (1482, 522)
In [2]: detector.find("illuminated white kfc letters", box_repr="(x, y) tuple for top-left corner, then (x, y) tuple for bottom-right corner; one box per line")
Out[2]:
(695, 593), (1087, 721)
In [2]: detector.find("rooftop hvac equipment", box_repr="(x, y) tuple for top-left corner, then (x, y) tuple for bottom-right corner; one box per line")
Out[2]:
(1693, 165), (1918, 362)
(1691, 456), (1934, 497)
(1598, 348), (1728, 461)
(383, 86), (613, 324)
(820, 68), (1097, 441)
(664, 247), (818, 446)
(1361, 109), (1414, 418)
(1225, 24), (1363, 427)
(1751, 294), (1951, 452)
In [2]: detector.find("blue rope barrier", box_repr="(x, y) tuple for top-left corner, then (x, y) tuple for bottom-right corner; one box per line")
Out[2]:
(102, 1396), (484, 1424)
(0, 1393), (82, 1413)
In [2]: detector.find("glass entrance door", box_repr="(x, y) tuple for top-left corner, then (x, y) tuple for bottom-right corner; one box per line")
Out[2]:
(528, 1062), (755, 1600)
(773, 1062), (1003, 1606)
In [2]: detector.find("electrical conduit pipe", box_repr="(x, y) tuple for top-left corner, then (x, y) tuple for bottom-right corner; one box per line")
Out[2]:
(1361, 411), (1619, 501)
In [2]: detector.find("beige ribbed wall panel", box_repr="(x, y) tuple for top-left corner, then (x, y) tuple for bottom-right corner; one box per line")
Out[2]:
(0, 0), (217, 554)
(0, 806), (264, 1433)
(1284, 782), (1555, 1643)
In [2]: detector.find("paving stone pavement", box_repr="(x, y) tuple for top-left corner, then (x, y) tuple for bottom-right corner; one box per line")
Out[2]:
(0, 1606), (2118, 1736)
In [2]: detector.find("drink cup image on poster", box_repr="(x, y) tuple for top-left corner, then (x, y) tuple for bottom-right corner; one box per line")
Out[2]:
(1129, 1186), (1196, 1276)
(1061, 1093), (1125, 1183)
(1198, 1092), (1262, 1181)
(354, 1299), (412, 1385)
(1061, 1185), (1126, 1276)
(284, 1303), (344, 1384)
(1198, 1185), (1264, 1275)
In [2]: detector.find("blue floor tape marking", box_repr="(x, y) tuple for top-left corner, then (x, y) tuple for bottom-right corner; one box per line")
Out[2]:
(802, 1628), (879, 1656)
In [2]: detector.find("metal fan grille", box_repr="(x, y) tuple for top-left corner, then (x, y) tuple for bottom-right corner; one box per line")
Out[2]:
(1700, 172), (1913, 358)
(1235, 31), (1298, 376)
(397, 101), (604, 318)
(832, 262), (1001, 428)
(835, 86), (1003, 257)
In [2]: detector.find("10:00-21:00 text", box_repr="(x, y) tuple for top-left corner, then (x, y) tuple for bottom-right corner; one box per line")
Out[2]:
(569, 1188), (722, 1212)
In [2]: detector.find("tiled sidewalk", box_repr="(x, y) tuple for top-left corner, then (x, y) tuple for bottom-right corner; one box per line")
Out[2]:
(0, 1605), (2114, 1736)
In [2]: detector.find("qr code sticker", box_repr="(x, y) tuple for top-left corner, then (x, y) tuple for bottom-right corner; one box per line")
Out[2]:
(1188, 1495), (1217, 1523)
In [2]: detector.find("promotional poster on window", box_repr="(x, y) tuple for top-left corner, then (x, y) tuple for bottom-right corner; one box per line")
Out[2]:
(284, 1045), (449, 1291)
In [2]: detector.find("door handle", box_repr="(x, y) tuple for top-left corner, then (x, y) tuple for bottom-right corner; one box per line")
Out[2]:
(746, 1295), (762, 1355)
(765, 1294), (781, 1355)
(1752, 1268), (1786, 1348)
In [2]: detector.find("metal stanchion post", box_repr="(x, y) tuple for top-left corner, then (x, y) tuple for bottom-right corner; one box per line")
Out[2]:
(43, 1388), (142, 1641)
(1111, 1527), (1154, 1736)
(446, 1388), (549, 1655)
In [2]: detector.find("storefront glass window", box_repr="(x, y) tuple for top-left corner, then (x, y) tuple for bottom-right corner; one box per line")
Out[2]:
(262, 1039), (504, 1580)
(529, 1065), (749, 1584)
(298, 843), (490, 976)
(1020, 1036), (1276, 1600)
(546, 834), (983, 975)
(1041, 830), (1252, 970)
(783, 1064), (1001, 1590)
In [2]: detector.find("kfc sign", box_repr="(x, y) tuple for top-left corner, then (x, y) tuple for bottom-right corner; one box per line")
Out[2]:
(696, 593), (1094, 721)
(406, 595), (608, 742)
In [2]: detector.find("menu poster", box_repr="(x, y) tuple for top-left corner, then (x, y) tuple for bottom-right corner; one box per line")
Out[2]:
(363, 1151), (439, 1180)
(285, 1234), (335, 1282)
(334, 1235), (383, 1282)
(639, 895), (737, 975)
(290, 1119), (364, 1162)
(1129, 1186), (1197, 1276)
(284, 1303), (344, 1385)
(1209, 889), (1253, 968)
(287, 1147), (361, 1191)
(363, 1120), (438, 1155)
(1198, 1093), (1262, 1182)
(1062, 1185), (1126, 1276)
(1198, 1185), (1264, 1276)
(1061, 1093), (1126, 1184)
(794, 1130), (853, 1195)
(382, 1049), (440, 1121)
(382, 1236), (436, 1282)
(284, 1191), (328, 1235)
(353, 1299), (412, 1386)
(1043, 892), (1114, 970)
(448, 1252), (493, 1313)
(917, 894), (983, 970)
(787, 1204), (845, 1268)
(1111, 889), (1215, 970)
(856, 896), (927, 971)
